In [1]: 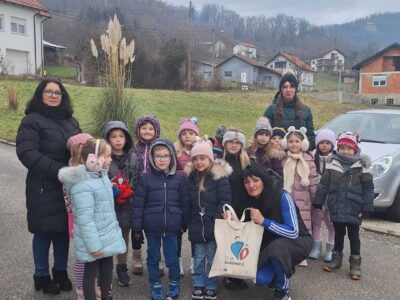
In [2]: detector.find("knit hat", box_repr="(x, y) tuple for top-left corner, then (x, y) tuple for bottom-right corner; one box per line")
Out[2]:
(272, 127), (286, 139)
(222, 130), (246, 147)
(315, 128), (336, 147)
(279, 71), (298, 92)
(281, 126), (309, 152)
(67, 133), (93, 150)
(178, 117), (199, 136)
(215, 125), (227, 144)
(254, 117), (272, 136)
(191, 137), (214, 162)
(337, 131), (360, 153)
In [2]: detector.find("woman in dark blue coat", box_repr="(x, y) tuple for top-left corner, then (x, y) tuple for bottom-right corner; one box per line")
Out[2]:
(16, 78), (80, 295)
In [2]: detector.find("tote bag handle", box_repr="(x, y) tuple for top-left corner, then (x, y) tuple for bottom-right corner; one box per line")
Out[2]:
(223, 204), (254, 230)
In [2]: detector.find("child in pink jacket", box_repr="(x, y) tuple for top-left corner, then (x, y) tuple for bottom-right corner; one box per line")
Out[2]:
(281, 126), (318, 266)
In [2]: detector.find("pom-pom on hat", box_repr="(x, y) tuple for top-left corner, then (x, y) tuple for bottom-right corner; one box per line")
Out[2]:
(67, 133), (93, 150)
(178, 117), (199, 136)
(223, 130), (246, 147)
(254, 117), (272, 136)
(191, 136), (214, 162)
(272, 127), (286, 139)
(315, 128), (336, 147)
(279, 71), (298, 92)
(337, 131), (360, 153)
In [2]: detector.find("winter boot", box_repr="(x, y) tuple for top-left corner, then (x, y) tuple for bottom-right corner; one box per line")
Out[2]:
(76, 288), (84, 300)
(159, 260), (165, 276)
(166, 280), (180, 299)
(308, 240), (322, 260)
(33, 275), (60, 295)
(150, 282), (164, 300)
(324, 251), (343, 272)
(179, 257), (184, 276)
(52, 268), (72, 291)
(132, 249), (144, 274)
(116, 264), (131, 286)
(323, 242), (335, 262)
(349, 255), (362, 280)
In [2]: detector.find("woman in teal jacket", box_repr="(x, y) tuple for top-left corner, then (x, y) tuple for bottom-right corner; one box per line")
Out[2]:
(264, 71), (316, 149)
(58, 138), (126, 300)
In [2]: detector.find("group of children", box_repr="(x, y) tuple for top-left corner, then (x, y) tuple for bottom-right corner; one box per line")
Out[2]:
(57, 114), (373, 300)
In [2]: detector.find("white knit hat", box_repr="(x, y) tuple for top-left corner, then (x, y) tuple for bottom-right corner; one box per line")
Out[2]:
(315, 128), (336, 147)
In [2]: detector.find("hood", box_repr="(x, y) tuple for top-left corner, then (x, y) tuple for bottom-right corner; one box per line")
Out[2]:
(184, 158), (233, 180)
(103, 121), (133, 151)
(359, 142), (400, 162)
(148, 138), (177, 175)
(135, 115), (161, 145)
(58, 165), (86, 188)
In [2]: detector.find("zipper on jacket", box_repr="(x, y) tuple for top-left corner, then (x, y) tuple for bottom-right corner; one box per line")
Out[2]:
(198, 189), (206, 242)
(163, 178), (167, 237)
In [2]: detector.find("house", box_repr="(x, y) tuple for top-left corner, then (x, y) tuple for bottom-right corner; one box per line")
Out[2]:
(216, 54), (281, 89)
(43, 40), (65, 65)
(266, 52), (315, 92)
(193, 60), (214, 81)
(233, 42), (257, 59)
(309, 49), (346, 72)
(0, 0), (49, 76)
(353, 43), (400, 105)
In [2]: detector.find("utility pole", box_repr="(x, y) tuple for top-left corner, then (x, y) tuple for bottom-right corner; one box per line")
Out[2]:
(338, 69), (342, 104)
(211, 28), (215, 79)
(187, 0), (192, 92)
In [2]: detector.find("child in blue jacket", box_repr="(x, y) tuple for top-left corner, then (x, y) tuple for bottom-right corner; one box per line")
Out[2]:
(58, 138), (126, 300)
(132, 138), (190, 300)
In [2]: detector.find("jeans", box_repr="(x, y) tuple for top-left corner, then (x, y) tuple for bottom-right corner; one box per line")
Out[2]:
(32, 232), (70, 276)
(147, 235), (180, 284)
(192, 241), (218, 291)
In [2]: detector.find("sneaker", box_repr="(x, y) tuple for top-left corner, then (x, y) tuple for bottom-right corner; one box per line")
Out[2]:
(273, 289), (291, 300)
(116, 264), (131, 286)
(166, 280), (180, 299)
(204, 289), (217, 300)
(192, 287), (205, 300)
(223, 277), (238, 291)
(151, 282), (163, 300)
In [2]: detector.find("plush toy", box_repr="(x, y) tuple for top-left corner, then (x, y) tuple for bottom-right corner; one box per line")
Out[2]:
(112, 173), (133, 206)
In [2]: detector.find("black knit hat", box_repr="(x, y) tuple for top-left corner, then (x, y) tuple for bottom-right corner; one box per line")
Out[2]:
(279, 71), (298, 92)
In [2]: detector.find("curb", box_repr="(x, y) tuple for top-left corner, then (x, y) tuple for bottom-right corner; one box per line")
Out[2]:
(361, 224), (400, 238)
(0, 138), (16, 147)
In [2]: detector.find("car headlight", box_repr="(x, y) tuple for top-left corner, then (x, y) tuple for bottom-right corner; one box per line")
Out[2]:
(371, 156), (392, 178)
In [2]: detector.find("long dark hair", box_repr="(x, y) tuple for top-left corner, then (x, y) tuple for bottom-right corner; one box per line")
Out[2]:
(25, 78), (73, 116)
(275, 91), (303, 120)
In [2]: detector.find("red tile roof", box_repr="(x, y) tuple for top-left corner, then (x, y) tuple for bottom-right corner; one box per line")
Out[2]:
(279, 52), (314, 72)
(3, 0), (46, 11)
(238, 42), (257, 48)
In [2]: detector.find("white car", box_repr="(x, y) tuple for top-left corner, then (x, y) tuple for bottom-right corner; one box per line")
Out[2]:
(320, 109), (400, 221)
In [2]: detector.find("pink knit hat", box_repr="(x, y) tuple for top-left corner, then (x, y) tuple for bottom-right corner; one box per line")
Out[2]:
(178, 117), (199, 136)
(67, 133), (93, 150)
(191, 138), (214, 162)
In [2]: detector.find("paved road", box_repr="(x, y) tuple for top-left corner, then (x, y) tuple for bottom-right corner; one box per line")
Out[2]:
(1, 143), (399, 300)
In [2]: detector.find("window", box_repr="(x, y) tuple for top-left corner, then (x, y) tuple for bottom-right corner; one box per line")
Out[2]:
(371, 98), (378, 105)
(394, 56), (400, 71)
(224, 71), (232, 77)
(387, 98), (394, 105)
(372, 75), (386, 87)
(0, 15), (4, 31)
(274, 61), (286, 69)
(11, 17), (26, 34)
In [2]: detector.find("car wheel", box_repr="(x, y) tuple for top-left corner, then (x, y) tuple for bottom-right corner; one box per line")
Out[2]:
(386, 189), (400, 222)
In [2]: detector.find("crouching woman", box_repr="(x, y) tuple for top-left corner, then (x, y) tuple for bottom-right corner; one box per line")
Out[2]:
(244, 163), (312, 300)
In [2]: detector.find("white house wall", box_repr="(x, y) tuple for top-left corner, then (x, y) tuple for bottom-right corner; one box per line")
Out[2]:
(0, 2), (44, 75)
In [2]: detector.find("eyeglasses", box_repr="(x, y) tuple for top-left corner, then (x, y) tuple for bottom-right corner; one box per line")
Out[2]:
(227, 141), (242, 145)
(154, 155), (171, 161)
(43, 89), (62, 98)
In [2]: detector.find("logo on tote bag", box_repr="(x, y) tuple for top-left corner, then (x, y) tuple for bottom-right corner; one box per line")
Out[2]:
(230, 236), (249, 261)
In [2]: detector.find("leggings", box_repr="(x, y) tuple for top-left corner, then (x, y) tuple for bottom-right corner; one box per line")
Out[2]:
(311, 207), (335, 243)
(333, 222), (360, 255)
(83, 256), (113, 300)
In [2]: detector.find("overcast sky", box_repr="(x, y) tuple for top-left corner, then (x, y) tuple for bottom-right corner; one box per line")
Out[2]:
(164, 0), (400, 25)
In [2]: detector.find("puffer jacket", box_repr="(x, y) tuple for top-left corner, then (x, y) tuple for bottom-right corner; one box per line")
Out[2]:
(132, 138), (190, 236)
(283, 152), (318, 232)
(185, 159), (232, 243)
(58, 165), (126, 262)
(16, 111), (80, 233)
(314, 155), (374, 225)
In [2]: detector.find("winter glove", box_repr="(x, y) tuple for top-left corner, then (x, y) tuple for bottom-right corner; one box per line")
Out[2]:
(312, 203), (323, 210)
(112, 185), (120, 198)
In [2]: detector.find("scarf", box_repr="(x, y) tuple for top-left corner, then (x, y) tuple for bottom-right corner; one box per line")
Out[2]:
(283, 151), (310, 193)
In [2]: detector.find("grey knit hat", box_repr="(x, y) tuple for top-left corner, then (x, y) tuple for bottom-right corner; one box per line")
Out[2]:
(254, 117), (272, 136)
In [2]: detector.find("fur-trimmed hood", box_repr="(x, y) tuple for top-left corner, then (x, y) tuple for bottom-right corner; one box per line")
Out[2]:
(58, 165), (107, 190)
(184, 158), (233, 181)
(327, 154), (371, 173)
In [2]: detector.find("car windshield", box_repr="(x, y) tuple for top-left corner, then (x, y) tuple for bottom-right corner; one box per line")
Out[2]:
(322, 113), (400, 144)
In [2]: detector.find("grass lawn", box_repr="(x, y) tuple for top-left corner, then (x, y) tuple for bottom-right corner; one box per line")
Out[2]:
(46, 66), (76, 79)
(0, 80), (375, 143)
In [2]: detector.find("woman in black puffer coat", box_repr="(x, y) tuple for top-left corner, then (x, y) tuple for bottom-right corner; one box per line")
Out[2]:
(16, 78), (80, 295)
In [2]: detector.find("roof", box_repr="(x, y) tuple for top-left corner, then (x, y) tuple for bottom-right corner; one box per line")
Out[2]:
(353, 43), (400, 71)
(43, 40), (66, 50)
(235, 42), (257, 49)
(2, 0), (46, 11)
(267, 52), (315, 72)
(309, 48), (346, 60)
(216, 54), (282, 76)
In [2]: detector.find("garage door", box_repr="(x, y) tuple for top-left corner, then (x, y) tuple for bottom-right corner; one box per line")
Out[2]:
(5, 49), (29, 75)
